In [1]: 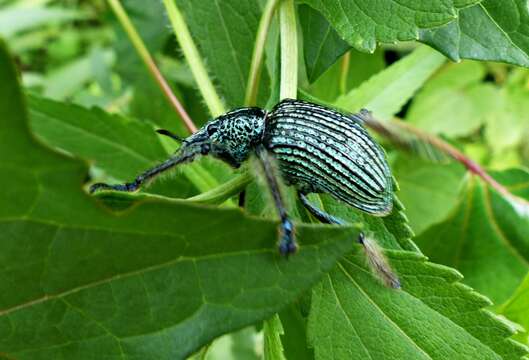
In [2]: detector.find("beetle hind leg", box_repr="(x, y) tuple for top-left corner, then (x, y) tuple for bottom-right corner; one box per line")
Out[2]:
(298, 191), (400, 289)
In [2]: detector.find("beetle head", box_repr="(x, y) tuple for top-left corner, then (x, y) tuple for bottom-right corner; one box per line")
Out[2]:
(182, 107), (267, 167)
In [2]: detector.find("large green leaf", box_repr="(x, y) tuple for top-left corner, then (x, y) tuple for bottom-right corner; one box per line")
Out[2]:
(0, 4), (84, 38)
(0, 41), (356, 359)
(299, 0), (529, 67)
(175, 0), (269, 107)
(28, 95), (199, 199)
(419, 0), (529, 68)
(392, 155), (466, 235)
(308, 250), (527, 359)
(263, 315), (286, 360)
(499, 272), (529, 344)
(299, 4), (349, 83)
(485, 70), (529, 157)
(416, 169), (529, 304)
(298, 0), (459, 53)
(303, 192), (528, 359)
(407, 61), (498, 137)
(335, 45), (446, 119)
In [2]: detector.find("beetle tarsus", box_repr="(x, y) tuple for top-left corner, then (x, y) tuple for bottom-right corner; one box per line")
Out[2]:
(279, 218), (297, 257)
(89, 181), (139, 194)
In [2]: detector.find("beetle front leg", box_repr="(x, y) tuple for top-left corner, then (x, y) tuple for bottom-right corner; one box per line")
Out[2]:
(90, 152), (194, 194)
(255, 145), (297, 256)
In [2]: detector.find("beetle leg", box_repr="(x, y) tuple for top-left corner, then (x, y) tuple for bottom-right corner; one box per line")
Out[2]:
(298, 191), (346, 225)
(298, 191), (400, 289)
(255, 145), (297, 256)
(89, 152), (194, 194)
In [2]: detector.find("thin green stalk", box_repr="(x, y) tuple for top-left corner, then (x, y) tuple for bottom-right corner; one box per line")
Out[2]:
(245, 0), (280, 106)
(340, 51), (351, 95)
(162, 0), (226, 117)
(365, 116), (529, 210)
(107, 0), (197, 133)
(279, 0), (298, 100)
(187, 170), (253, 204)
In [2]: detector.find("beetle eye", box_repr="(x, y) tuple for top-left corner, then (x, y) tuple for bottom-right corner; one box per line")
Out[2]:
(207, 123), (219, 136)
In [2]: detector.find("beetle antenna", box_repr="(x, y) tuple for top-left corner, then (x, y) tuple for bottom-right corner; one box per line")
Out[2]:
(156, 129), (185, 143)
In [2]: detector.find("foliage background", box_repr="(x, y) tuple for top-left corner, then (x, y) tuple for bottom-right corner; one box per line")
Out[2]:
(1, 0), (529, 359)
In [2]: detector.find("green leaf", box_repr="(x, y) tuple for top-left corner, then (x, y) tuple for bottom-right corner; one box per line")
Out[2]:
(334, 46), (446, 119)
(419, 1), (529, 68)
(278, 305), (314, 360)
(485, 73), (529, 155)
(415, 169), (529, 304)
(298, 0), (458, 53)
(407, 61), (498, 137)
(0, 5), (84, 38)
(175, 0), (270, 107)
(27, 95), (199, 199)
(299, 4), (349, 83)
(392, 155), (466, 235)
(454, 0), (482, 8)
(308, 250), (528, 359)
(187, 327), (261, 360)
(499, 272), (529, 344)
(0, 41), (357, 359)
(304, 48), (385, 103)
(43, 48), (114, 101)
(263, 315), (286, 360)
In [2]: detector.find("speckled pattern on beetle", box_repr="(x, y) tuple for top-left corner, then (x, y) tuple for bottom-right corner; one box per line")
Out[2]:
(90, 99), (398, 287)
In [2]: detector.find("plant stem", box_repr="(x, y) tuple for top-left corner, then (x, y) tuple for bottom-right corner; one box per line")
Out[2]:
(162, 0), (226, 117)
(340, 51), (351, 95)
(187, 170), (253, 204)
(366, 117), (528, 205)
(279, 0), (298, 100)
(245, 0), (280, 106)
(107, 0), (197, 133)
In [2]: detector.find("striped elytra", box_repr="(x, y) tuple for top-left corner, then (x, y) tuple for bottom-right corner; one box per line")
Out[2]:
(264, 99), (393, 216)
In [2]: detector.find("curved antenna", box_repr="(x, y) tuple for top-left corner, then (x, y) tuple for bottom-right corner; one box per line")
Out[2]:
(156, 129), (185, 143)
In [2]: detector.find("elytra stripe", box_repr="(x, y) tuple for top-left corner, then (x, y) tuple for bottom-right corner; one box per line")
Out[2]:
(272, 144), (387, 204)
(270, 119), (387, 191)
(268, 109), (388, 181)
(269, 127), (385, 195)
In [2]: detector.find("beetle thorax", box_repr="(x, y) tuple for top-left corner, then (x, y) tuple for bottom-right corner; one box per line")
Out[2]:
(208, 107), (267, 167)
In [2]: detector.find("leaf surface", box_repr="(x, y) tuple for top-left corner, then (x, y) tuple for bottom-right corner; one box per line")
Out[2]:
(392, 156), (466, 235)
(499, 272), (529, 344)
(407, 61), (499, 137)
(28, 95), (199, 199)
(263, 315), (286, 360)
(419, 0), (529, 67)
(334, 46), (446, 119)
(308, 250), (527, 359)
(299, 4), (349, 83)
(416, 169), (529, 304)
(298, 0), (458, 53)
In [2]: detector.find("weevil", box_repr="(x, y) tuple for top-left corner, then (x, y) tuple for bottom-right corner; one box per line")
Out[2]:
(90, 99), (400, 288)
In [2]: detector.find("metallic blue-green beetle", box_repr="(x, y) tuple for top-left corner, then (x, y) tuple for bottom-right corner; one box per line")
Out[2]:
(90, 99), (397, 286)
